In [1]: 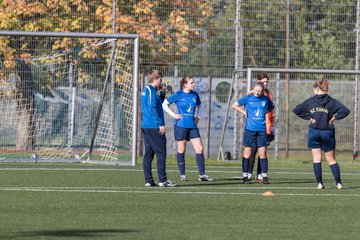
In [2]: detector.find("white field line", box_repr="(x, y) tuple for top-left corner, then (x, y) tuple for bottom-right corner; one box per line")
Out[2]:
(0, 186), (359, 197)
(0, 167), (359, 176)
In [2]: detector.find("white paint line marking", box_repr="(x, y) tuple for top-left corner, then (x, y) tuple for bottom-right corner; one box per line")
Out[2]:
(0, 187), (359, 197)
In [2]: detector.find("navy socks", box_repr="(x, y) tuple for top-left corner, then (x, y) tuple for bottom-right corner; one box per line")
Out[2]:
(176, 152), (185, 175)
(313, 162), (323, 183)
(196, 153), (205, 175)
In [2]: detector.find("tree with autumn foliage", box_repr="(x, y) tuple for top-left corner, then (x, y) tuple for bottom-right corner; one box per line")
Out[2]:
(114, 0), (214, 65)
(0, 0), (214, 149)
(0, 0), (213, 65)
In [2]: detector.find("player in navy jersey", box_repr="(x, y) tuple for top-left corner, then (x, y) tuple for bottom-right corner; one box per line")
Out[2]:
(162, 75), (214, 182)
(232, 82), (274, 184)
(141, 70), (176, 187)
(293, 78), (350, 189)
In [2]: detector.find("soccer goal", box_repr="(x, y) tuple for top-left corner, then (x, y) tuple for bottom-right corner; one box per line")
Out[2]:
(0, 31), (139, 165)
(218, 68), (360, 161)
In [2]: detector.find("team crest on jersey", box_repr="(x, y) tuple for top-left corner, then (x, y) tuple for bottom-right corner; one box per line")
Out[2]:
(192, 98), (197, 103)
(261, 101), (266, 107)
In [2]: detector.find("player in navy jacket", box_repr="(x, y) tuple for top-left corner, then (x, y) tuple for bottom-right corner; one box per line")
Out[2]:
(141, 70), (176, 187)
(293, 78), (350, 189)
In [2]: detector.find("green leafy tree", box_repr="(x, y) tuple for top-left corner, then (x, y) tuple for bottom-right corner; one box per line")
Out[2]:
(291, 0), (355, 72)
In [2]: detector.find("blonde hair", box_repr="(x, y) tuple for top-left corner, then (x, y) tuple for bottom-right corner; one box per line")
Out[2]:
(254, 82), (265, 94)
(313, 78), (329, 93)
(148, 70), (163, 83)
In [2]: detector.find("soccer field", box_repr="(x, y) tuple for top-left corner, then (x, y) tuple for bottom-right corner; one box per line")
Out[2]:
(0, 160), (359, 240)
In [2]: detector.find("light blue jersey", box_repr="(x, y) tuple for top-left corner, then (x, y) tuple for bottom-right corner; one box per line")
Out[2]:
(166, 90), (201, 128)
(141, 85), (165, 128)
(237, 94), (273, 131)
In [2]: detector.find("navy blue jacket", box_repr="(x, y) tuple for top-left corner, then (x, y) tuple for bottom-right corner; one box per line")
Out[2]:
(293, 94), (350, 130)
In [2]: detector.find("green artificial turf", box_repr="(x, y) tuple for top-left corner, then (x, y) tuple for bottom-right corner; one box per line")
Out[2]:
(0, 160), (359, 240)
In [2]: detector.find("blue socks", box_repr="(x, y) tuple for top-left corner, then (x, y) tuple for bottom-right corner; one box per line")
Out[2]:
(176, 152), (185, 175)
(314, 162), (341, 184)
(256, 156), (262, 175)
(196, 153), (205, 175)
(330, 163), (341, 184)
(259, 158), (268, 174)
(177, 152), (206, 176)
(313, 162), (322, 183)
(242, 157), (250, 174)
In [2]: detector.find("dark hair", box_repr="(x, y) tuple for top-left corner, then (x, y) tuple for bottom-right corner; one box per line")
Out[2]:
(313, 78), (329, 92)
(257, 72), (269, 81)
(180, 75), (193, 90)
(148, 70), (163, 83)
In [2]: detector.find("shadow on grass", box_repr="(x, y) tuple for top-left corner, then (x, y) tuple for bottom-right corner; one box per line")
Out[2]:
(0, 229), (140, 239)
(177, 177), (317, 187)
(178, 177), (252, 187)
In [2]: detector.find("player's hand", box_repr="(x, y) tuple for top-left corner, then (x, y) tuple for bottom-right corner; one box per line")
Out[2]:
(173, 114), (182, 120)
(158, 84), (166, 92)
(329, 116), (336, 125)
(310, 118), (316, 124)
(267, 132), (274, 143)
(194, 116), (200, 124)
(159, 126), (166, 135)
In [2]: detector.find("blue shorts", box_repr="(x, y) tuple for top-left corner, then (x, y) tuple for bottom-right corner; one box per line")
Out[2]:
(174, 125), (201, 141)
(308, 127), (336, 152)
(243, 129), (267, 148)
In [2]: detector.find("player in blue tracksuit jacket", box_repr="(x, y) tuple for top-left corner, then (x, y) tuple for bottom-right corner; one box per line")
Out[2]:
(232, 82), (274, 184)
(162, 75), (214, 182)
(293, 78), (350, 189)
(141, 70), (176, 188)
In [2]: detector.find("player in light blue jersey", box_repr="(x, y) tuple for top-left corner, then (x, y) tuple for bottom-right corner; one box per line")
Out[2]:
(163, 75), (214, 182)
(232, 82), (274, 184)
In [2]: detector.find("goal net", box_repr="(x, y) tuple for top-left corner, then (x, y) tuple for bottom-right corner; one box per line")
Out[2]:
(218, 68), (359, 161)
(0, 31), (139, 165)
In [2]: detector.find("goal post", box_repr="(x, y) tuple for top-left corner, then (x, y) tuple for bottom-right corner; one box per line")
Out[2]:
(246, 68), (360, 160)
(0, 31), (139, 166)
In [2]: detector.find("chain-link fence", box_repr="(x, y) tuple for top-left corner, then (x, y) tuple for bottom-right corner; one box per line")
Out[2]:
(0, 0), (359, 159)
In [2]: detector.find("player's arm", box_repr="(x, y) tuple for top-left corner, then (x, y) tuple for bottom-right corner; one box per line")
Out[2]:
(232, 101), (246, 116)
(266, 98), (274, 113)
(293, 102), (311, 120)
(333, 101), (350, 120)
(158, 84), (166, 102)
(162, 99), (182, 120)
(194, 104), (203, 124)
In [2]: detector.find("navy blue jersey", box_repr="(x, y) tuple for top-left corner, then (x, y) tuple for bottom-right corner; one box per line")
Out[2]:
(293, 94), (350, 130)
(166, 90), (201, 128)
(141, 85), (165, 128)
(237, 94), (273, 131)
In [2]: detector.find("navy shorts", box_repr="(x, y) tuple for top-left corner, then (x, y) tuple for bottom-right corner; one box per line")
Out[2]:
(174, 125), (201, 141)
(308, 127), (336, 152)
(243, 129), (267, 148)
